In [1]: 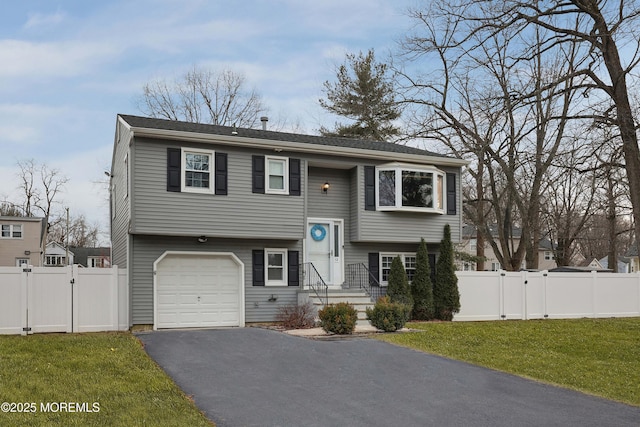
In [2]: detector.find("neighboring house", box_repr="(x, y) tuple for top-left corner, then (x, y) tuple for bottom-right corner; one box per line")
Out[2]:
(625, 244), (638, 273)
(70, 246), (111, 268)
(44, 242), (74, 266)
(458, 225), (557, 271)
(0, 216), (46, 266)
(598, 255), (631, 273)
(110, 114), (466, 329)
(548, 258), (612, 272)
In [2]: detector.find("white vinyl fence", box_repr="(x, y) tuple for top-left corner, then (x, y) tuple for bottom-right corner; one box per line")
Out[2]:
(456, 270), (640, 321)
(0, 265), (128, 335)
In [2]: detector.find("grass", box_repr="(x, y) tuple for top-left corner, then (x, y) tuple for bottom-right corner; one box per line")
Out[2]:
(0, 332), (213, 426)
(376, 317), (640, 406)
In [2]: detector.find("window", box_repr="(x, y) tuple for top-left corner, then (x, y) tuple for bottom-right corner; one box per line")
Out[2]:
(380, 253), (417, 285)
(490, 262), (501, 271)
(266, 156), (289, 194)
(265, 249), (287, 286)
(88, 257), (110, 268)
(45, 255), (66, 266)
(376, 163), (445, 213)
(544, 251), (554, 261)
(461, 262), (476, 271)
(16, 258), (29, 267)
(469, 239), (477, 251)
(1, 224), (22, 238)
(182, 149), (214, 193)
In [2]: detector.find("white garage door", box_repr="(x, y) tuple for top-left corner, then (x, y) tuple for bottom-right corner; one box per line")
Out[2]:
(155, 252), (244, 329)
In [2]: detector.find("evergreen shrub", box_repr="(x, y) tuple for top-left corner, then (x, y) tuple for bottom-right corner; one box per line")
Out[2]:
(366, 296), (411, 332)
(318, 302), (358, 334)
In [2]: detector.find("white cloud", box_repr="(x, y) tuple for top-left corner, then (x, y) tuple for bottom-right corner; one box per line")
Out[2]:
(0, 39), (122, 80)
(24, 11), (66, 30)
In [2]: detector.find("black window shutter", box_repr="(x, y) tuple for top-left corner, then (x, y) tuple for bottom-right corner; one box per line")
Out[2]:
(288, 251), (299, 286)
(289, 158), (301, 196)
(215, 152), (228, 195)
(446, 173), (457, 215)
(167, 148), (181, 192)
(364, 166), (376, 211)
(368, 252), (380, 284)
(252, 155), (265, 194)
(252, 250), (265, 286)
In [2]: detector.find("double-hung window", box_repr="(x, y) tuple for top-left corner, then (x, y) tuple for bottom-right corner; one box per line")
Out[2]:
(182, 149), (215, 193)
(380, 253), (417, 284)
(376, 163), (445, 213)
(1, 224), (22, 238)
(265, 248), (287, 286)
(266, 156), (289, 194)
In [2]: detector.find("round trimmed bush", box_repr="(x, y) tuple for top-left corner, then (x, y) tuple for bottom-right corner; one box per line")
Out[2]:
(366, 296), (411, 332)
(318, 302), (358, 334)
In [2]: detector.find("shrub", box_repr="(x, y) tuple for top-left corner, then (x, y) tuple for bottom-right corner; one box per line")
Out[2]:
(366, 296), (411, 332)
(386, 256), (413, 306)
(434, 224), (461, 321)
(411, 237), (434, 320)
(275, 301), (316, 329)
(318, 302), (358, 334)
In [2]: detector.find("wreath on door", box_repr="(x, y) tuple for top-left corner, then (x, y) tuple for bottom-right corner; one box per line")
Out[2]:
(310, 224), (326, 241)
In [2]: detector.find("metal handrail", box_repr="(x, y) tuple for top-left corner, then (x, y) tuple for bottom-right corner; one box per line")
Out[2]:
(346, 263), (386, 302)
(300, 263), (329, 306)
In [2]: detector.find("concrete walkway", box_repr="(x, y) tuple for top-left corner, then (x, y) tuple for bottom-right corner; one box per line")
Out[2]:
(137, 328), (640, 427)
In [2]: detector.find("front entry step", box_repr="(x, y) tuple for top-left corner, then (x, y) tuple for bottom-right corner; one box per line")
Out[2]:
(306, 288), (374, 321)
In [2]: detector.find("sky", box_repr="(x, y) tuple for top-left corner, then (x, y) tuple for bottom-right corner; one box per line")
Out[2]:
(0, 0), (420, 242)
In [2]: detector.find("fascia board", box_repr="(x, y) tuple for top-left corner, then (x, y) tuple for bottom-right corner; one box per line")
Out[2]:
(128, 126), (469, 167)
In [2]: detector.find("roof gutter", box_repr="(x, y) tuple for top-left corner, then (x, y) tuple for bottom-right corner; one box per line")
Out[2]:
(124, 123), (468, 167)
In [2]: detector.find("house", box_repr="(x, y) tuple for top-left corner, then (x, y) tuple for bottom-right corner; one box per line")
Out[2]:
(44, 242), (74, 266)
(625, 244), (638, 273)
(70, 246), (111, 268)
(0, 216), (46, 266)
(457, 224), (557, 271)
(598, 255), (631, 273)
(109, 114), (466, 329)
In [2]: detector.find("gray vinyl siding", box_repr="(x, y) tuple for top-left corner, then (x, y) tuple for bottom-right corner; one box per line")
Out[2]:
(130, 137), (304, 240)
(110, 121), (132, 268)
(130, 235), (301, 325)
(355, 164), (462, 244)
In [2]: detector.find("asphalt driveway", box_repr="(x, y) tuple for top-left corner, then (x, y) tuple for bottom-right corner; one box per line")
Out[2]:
(137, 328), (640, 427)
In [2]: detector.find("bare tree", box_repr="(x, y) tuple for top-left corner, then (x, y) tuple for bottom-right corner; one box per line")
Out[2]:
(48, 213), (100, 248)
(403, 0), (640, 267)
(399, 12), (581, 270)
(138, 66), (267, 128)
(16, 160), (68, 260)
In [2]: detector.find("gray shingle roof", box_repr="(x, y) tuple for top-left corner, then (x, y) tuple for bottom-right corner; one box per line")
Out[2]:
(119, 114), (450, 159)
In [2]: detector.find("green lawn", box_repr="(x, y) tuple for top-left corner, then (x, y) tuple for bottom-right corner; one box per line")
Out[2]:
(376, 317), (640, 406)
(0, 332), (213, 426)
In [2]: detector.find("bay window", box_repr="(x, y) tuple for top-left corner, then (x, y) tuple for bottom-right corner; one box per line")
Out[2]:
(376, 163), (445, 213)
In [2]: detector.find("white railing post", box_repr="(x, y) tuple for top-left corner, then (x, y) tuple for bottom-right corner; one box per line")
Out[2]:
(499, 270), (505, 320)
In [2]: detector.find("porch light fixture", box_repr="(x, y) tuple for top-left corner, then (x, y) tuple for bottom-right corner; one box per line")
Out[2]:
(322, 182), (330, 193)
(197, 236), (208, 243)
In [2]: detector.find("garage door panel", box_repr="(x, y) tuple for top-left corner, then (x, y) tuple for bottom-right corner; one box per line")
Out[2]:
(155, 253), (243, 329)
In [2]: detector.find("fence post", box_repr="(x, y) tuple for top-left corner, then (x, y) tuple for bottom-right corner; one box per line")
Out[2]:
(522, 270), (528, 320)
(69, 265), (78, 333)
(499, 270), (505, 320)
(592, 270), (598, 318)
(20, 267), (29, 336)
(542, 271), (548, 318)
(112, 265), (119, 331)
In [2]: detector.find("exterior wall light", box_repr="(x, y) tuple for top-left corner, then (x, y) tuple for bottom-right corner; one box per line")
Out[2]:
(322, 182), (330, 193)
(197, 236), (208, 243)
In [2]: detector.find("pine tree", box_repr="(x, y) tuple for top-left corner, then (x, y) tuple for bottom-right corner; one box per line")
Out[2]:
(411, 238), (434, 320)
(386, 256), (413, 306)
(434, 224), (461, 321)
(319, 49), (401, 141)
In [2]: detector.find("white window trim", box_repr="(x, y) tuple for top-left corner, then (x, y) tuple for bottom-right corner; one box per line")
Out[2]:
(265, 156), (289, 195)
(265, 248), (288, 286)
(181, 148), (215, 194)
(380, 252), (417, 286)
(16, 258), (29, 267)
(375, 163), (445, 213)
(1, 224), (23, 239)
